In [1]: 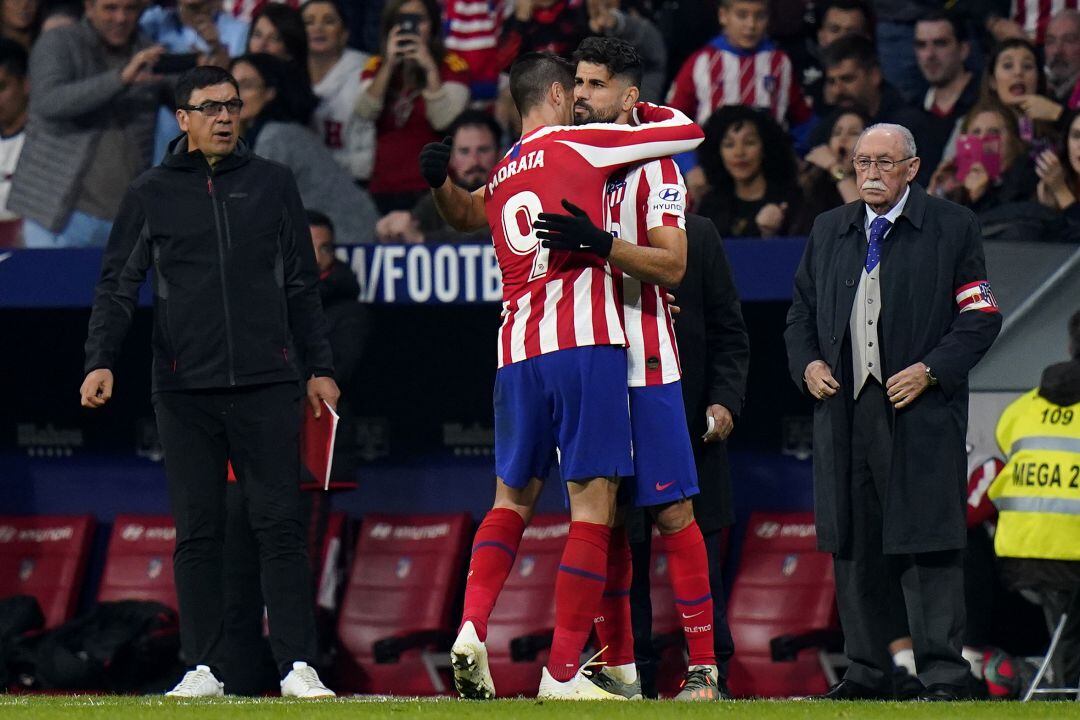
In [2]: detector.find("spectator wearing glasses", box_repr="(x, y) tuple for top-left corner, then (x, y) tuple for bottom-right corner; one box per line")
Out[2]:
(231, 53), (377, 243)
(9, 0), (169, 247)
(81, 65), (340, 699)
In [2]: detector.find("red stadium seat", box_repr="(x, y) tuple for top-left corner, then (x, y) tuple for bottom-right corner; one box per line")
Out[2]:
(0, 515), (95, 629)
(726, 512), (839, 698)
(485, 514), (569, 698)
(97, 515), (178, 610)
(336, 513), (472, 695)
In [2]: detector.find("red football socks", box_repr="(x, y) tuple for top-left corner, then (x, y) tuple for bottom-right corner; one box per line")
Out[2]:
(593, 525), (635, 667)
(663, 521), (716, 667)
(460, 507), (526, 642)
(547, 521), (611, 681)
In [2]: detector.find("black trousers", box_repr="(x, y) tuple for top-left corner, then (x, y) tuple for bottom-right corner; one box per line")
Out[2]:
(153, 382), (317, 677)
(629, 524), (735, 697)
(834, 380), (968, 692)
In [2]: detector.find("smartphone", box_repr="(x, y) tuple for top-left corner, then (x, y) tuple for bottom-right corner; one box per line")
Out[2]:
(955, 134), (1002, 183)
(153, 53), (199, 75)
(396, 12), (422, 35)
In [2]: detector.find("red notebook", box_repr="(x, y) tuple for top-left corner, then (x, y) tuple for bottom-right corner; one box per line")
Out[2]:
(226, 400), (339, 489)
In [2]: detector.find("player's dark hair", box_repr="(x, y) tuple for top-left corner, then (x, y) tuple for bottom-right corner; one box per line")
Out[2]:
(448, 109), (503, 148)
(307, 209), (335, 237)
(572, 37), (643, 88)
(813, 0), (874, 37)
(175, 66), (239, 108)
(821, 33), (879, 70)
(1069, 309), (1080, 359)
(509, 52), (575, 116)
(916, 9), (968, 43)
(720, 0), (767, 8)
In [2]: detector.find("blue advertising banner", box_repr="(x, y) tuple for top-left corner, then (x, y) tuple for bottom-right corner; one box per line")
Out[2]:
(0, 237), (806, 308)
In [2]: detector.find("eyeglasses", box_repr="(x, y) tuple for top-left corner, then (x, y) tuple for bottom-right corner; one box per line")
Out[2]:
(853, 156), (914, 172)
(182, 99), (244, 116)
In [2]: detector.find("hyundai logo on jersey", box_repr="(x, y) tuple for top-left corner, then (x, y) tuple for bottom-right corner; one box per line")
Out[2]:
(659, 187), (681, 202)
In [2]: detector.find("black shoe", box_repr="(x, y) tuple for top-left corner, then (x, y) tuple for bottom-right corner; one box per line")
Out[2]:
(717, 678), (733, 700)
(813, 679), (893, 700)
(917, 683), (970, 701)
(892, 669), (925, 700)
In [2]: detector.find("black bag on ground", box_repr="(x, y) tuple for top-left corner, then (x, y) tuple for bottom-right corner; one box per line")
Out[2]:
(33, 600), (180, 692)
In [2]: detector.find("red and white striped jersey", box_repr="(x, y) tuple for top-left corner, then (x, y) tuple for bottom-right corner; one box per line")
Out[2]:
(485, 103), (704, 368)
(667, 36), (811, 127)
(444, 0), (505, 54)
(606, 159), (686, 387)
(1010, 0), (1077, 44)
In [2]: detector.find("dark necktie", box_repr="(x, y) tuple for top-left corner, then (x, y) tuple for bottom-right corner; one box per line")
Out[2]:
(866, 216), (891, 273)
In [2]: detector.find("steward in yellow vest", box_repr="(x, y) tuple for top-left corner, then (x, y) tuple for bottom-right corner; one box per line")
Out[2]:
(989, 358), (1080, 560)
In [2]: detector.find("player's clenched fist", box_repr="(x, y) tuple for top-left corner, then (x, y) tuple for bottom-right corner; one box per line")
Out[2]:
(419, 136), (452, 188)
(535, 199), (614, 257)
(80, 369), (114, 409)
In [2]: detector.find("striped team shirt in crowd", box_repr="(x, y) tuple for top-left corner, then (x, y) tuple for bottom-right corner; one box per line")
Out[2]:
(605, 159), (686, 387)
(667, 35), (811, 127)
(1010, 0), (1077, 44)
(443, 0), (506, 99)
(485, 103), (704, 368)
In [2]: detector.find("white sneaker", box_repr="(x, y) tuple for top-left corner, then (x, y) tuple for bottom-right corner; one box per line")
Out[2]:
(450, 621), (495, 699)
(537, 650), (627, 700)
(280, 661), (336, 698)
(165, 665), (224, 698)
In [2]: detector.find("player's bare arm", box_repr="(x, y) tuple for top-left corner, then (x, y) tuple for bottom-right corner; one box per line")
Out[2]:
(608, 225), (686, 288)
(420, 137), (488, 232)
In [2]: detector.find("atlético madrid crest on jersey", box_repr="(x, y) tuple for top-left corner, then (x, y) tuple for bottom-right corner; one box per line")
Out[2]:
(763, 75), (778, 94)
(607, 179), (626, 207)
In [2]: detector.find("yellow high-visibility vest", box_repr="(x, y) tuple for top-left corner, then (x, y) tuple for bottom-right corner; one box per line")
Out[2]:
(988, 389), (1080, 560)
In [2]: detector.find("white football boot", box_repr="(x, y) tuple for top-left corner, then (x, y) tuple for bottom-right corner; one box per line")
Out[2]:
(450, 621), (495, 699)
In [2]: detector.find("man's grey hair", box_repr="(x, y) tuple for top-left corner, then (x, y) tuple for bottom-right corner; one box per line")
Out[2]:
(854, 123), (918, 157)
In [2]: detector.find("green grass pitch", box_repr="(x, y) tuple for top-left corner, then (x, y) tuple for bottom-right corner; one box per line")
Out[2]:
(2, 696), (1079, 719)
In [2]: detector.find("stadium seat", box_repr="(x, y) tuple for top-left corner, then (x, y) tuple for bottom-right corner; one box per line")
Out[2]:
(726, 512), (840, 698)
(97, 515), (178, 610)
(313, 511), (348, 613)
(0, 515), (96, 629)
(336, 512), (472, 695)
(485, 514), (568, 697)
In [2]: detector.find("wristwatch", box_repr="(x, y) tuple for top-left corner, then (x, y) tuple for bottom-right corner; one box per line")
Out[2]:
(830, 165), (847, 182)
(925, 365), (938, 386)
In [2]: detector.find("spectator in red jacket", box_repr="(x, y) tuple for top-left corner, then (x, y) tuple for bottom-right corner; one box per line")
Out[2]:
(356, 0), (470, 213)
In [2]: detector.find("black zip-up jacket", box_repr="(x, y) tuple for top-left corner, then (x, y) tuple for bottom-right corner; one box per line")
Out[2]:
(84, 137), (334, 392)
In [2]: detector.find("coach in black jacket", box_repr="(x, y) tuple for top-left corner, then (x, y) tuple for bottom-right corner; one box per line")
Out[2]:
(629, 214), (749, 697)
(80, 67), (338, 697)
(784, 124), (1000, 701)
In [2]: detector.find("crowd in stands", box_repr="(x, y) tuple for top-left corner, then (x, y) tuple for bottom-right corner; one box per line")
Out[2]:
(3, 0), (1080, 249)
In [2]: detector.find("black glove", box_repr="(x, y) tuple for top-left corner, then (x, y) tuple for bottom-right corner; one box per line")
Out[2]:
(534, 199), (614, 258)
(419, 136), (452, 188)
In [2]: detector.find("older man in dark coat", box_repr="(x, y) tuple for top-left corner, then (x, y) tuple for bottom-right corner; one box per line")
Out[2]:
(784, 123), (1001, 701)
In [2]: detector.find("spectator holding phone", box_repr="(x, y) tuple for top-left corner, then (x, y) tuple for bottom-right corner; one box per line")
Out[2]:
(929, 100), (1036, 211)
(356, 0), (470, 213)
(301, 0), (375, 183)
(9, 0), (168, 247)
